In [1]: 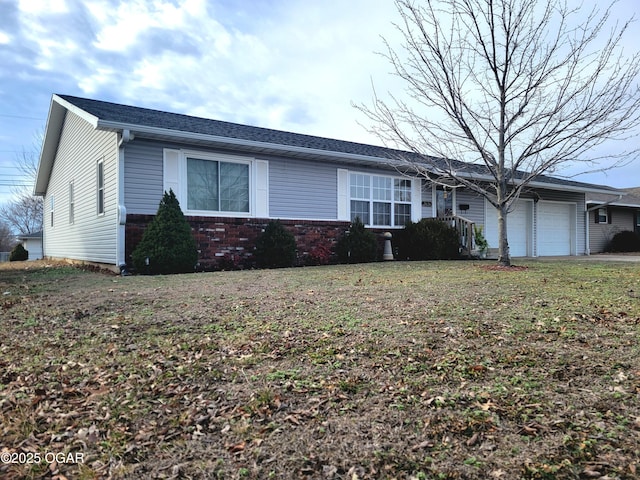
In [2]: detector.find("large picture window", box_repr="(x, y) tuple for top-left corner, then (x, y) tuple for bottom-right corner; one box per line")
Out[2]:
(186, 157), (250, 213)
(349, 173), (412, 227)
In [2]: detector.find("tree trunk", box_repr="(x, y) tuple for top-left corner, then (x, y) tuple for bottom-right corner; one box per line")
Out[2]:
(497, 203), (511, 266)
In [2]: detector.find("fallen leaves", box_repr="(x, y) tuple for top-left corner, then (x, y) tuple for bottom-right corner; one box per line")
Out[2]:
(1, 262), (640, 479)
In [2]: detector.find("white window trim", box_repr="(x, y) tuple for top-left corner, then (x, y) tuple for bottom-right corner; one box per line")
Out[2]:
(50, 195), (54, 228)
(69, 180), (74, 224)
(347, 171), (416, 228)
(97, 159), (105, 216)
(596, 207), (608, 224)
(164, 148), (267, 218)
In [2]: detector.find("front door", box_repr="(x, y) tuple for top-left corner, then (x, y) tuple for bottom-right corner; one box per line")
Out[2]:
(635, 211), (640, 235)
(436, 187), (454, 217)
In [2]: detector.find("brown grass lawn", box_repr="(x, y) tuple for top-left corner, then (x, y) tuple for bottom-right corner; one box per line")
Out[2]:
(1, 260), (639, 479)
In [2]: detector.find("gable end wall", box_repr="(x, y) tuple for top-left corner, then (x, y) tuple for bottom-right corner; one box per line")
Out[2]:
(43, 111), (118, 264)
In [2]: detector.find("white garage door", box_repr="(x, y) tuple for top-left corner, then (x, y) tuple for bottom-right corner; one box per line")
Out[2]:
(538, 201), (573, 256)
(485, 200), (531, 257)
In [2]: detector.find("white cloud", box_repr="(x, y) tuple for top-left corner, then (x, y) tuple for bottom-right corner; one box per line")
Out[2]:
(1, 0), (637, 204)
(18, 0), (68, 15)
(89, 0), (211, 52)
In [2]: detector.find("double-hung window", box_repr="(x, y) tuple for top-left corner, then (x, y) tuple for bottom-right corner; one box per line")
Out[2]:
(349, 173), (412, 227)
(186, 156), (250, 213)
(69, 181), (74, 224)
(97, 160), (104, 215)
(595, 207), (609, 224)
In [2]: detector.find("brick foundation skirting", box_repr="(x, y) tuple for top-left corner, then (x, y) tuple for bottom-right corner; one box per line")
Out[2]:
(125, 215), (391, 270)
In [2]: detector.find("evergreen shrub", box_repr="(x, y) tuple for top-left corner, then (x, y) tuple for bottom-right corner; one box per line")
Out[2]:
(254, 220), (297, 268)
(395, 218), (460, 260)
(131, 190), (198, 274)
(336, 217), (378, 263)
(607, 230), (640, 252)
(9, 243), (28, 261)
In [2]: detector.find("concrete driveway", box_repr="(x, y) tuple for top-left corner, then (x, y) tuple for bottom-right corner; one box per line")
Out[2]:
(533, 254), (640, 263)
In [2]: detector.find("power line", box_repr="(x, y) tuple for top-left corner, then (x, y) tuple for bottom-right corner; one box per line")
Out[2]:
(0, 150), (39, 153)
(0, 114), (42, 120)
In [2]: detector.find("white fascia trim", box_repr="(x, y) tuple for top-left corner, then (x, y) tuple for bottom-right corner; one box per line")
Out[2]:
(449, 170), (623, 195)
(52, 94), (100, 128)
(97, 119), (622, 196)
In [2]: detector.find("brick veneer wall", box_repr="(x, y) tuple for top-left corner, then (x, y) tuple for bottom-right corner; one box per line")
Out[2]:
(126, 214), (391, 270)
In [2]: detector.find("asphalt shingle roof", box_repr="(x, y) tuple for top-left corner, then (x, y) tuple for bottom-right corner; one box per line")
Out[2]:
(58, 94), (405, 160)
(58, 94), (621, 193)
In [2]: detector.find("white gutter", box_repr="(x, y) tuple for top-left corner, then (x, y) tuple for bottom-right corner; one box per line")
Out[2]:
(96, 120), (623, 196)
(116, 129), (133, 269)
(97, 120), (405, 167)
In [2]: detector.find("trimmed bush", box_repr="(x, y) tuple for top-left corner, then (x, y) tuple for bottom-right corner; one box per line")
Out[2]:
(131, 190), (198, 274)
(336, 218), (378, 263)
(607, 230), (640, 252)
(395, 218), (460, 260)
(9, 243), (28, 261)
(254, 220), (297, 268)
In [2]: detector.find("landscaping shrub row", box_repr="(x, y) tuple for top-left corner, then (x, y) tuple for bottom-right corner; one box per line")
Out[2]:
(131, 191), (460, 274)
(250, 217), (460, 269)
(607, 230), (640, 253)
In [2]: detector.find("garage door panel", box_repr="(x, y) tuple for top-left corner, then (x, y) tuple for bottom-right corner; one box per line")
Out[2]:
(485, 200), (530, 257)
(538, 202), (572, 256)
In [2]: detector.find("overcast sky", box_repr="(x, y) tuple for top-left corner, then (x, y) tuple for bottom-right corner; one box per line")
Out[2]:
(1, 0), (639, 206)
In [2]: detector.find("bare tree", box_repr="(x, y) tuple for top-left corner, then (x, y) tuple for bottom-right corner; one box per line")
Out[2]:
(0, 220), (15, 252)
(0, 133), (44, 235)
(0, 195), (43, 235)
(358, 0), (640, 265)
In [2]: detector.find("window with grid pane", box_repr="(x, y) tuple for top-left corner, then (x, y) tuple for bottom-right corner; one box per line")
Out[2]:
(349, 173), (412, 227)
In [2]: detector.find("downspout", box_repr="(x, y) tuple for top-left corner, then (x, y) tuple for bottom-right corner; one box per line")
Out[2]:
(116, 129), (134, 270)
(584, 194), (624, 256)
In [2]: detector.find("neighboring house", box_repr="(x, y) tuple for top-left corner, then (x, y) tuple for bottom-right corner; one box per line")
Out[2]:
(35, 94), (623, 271)
(16, 231), (43, 261)
(586, 188), (640, 253)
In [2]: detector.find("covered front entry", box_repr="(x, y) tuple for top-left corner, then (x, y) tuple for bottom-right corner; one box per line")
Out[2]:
(537, 201), (575, 256)
(485, 199), (533, 257)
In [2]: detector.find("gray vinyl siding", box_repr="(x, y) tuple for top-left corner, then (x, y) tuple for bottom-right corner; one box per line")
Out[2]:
(43, 111), (118, 263)
(123, 140), (164, 214)
(589, 207), (634, 253)
(455, 189), (484, 224)
(269, 158), (337, 219)
(123, 139), (342, 219)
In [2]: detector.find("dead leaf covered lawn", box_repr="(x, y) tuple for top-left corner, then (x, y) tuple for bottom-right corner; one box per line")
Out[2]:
(1, 260), (639, 479)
